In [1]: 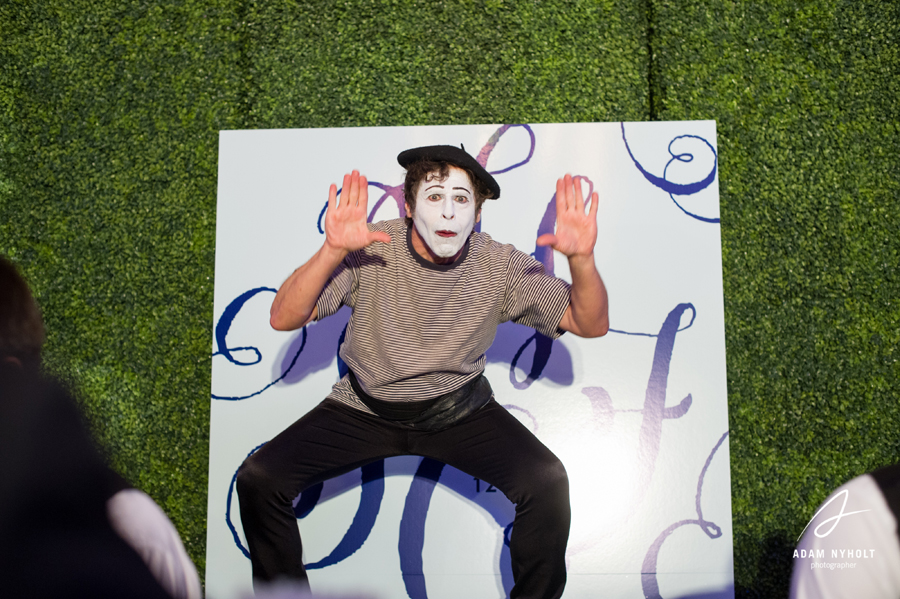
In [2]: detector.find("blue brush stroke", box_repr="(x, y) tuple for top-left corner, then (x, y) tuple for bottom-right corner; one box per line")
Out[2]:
(306, 460), (386, 569)
(609, 306), (697, 338)
(337, 323), (349, 378)
(487, 124), (536, 175)
(293, 483), (323, 520)
(213, 287), (277, 365)
(509, 332), (554, 390)
(640, 431), (729, 599)
(212, 287), (309, 401)
(638, 304), (696, 484)
(620, 122), (720, 223)
(399, 458), (447, 599)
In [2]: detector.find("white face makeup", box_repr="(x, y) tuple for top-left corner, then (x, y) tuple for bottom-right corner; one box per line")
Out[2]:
(409, 166), (479, 259)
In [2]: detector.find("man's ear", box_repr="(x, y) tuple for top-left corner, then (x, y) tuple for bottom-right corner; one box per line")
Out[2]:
(475, 209), (482, 223)
(405, 202), (413, 218)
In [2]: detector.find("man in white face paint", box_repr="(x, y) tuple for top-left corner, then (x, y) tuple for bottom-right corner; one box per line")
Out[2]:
(407, 165), (479, 260)
(238, 145), (610, 599)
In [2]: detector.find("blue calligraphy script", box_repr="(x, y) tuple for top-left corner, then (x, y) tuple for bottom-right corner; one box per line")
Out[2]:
(212, 287), (307, 401)
(641, 431), (730, 599)
(620, 122), (719, 224)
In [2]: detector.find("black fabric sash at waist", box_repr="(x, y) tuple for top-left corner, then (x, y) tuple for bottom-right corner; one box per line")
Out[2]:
(346, 370), (493, 432)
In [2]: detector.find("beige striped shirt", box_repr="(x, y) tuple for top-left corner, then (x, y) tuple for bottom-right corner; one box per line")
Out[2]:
(316, 218), (570, 413)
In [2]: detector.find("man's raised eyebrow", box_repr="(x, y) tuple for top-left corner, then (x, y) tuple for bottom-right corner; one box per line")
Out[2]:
(424, 183), (445, 192)
(452, 186), (472, 192)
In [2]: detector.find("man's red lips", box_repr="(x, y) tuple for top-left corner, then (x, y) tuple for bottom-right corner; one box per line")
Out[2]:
(436, 230), (457, 237)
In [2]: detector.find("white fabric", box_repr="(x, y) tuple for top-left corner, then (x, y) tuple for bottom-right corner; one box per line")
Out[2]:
(107, 489), (202, 599)
(791, 474), (900, 599)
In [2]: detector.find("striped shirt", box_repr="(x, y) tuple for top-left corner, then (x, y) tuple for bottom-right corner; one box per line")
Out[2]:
(316, 218), (571, 413)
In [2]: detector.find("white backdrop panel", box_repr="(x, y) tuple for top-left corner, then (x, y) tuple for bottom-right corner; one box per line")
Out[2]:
(207, 122), (733, 599)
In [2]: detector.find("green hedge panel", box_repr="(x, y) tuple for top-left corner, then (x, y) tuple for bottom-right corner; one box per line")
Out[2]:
(0, 0), (246, 576)
(650, 0), (900, 596)
(242, 0), (651, 127)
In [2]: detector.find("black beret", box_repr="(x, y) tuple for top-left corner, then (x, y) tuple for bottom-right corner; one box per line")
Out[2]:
(397, 144), (500, 200)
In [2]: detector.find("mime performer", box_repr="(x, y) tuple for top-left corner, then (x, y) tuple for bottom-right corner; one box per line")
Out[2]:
(237, 145), (609, 599)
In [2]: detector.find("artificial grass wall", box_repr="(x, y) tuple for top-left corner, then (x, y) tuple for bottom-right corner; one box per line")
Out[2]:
(0, 0), (244, 568)
(240, 0), (649, 127)
(0, 0), (897, 596)
(650, 1), (900, 595)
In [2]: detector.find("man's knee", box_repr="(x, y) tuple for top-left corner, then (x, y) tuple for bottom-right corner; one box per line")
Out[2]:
(513, 453), (569, 505)
(536, 456), (569, 498)
(236, 452), (278, 502)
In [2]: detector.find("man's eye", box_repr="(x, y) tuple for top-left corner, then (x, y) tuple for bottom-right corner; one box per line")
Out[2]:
(455, 195), (469, 203)
(428, 194), (442, 201)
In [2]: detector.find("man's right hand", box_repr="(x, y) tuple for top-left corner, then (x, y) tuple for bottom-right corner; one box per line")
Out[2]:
(269, 170), (391, 331)
(324, 170), (392, 254)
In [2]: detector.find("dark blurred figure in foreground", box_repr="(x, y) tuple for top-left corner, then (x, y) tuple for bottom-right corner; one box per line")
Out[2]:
(0, 255), (200, 598)
(0, 255), (45, 370)
(0, 365), (173, 597)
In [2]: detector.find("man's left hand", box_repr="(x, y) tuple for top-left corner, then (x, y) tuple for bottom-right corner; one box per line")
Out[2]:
(536, 174), (599, 258)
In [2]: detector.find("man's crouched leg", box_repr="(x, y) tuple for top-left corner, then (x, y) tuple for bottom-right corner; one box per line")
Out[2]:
(413, 399), (571, 599)
(506, 454), (570, 599)
(236, 449), (310, 588)
(234, 399), (403, 589)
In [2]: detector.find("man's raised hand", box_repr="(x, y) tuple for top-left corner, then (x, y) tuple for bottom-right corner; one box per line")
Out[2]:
(324, 170), (392, 254)
(536, 174), (599, 258)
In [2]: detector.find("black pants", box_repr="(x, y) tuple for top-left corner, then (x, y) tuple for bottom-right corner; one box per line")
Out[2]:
(236, 398), (570, 599)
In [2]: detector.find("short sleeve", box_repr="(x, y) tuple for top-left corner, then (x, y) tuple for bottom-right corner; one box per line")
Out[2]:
(315, 254), (358, 320)
(501, 250), (571, 339)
